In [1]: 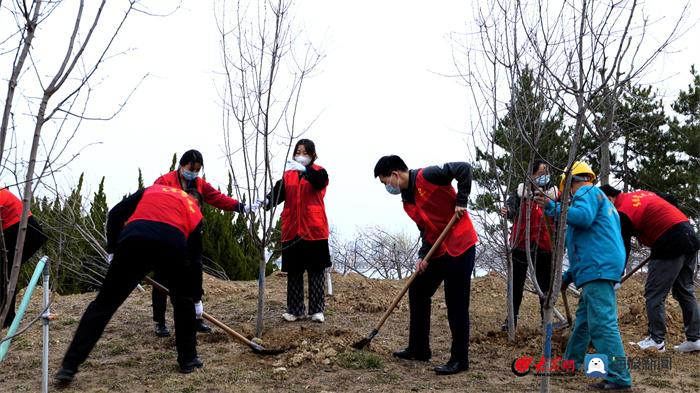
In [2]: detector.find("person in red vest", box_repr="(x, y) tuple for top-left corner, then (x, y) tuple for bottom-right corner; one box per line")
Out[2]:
(0, 188), (48, 328)
(600, 185), (700, 353)
(151, 149), (254, 336)
(499, 160), (559, 332)
(55, 186), (205, 385)
(374, 155), (478, 375)
(261, 139), (330, 323)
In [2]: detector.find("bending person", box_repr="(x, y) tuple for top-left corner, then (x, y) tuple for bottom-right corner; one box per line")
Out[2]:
(56, 185), (205, 384)
(151, 149), (252, 336)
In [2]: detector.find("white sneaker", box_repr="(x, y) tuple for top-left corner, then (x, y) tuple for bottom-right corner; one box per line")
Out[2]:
(282, 313), (298, 322)
(673, 339), (700, 353)
(310, 312), (325, 323)
(636, 336), (665, 352)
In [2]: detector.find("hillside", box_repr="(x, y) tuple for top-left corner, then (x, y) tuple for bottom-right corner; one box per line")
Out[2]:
(1, 271), (698, 392)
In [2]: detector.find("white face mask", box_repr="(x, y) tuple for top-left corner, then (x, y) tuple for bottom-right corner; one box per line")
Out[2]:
(294, 155), (311, 166)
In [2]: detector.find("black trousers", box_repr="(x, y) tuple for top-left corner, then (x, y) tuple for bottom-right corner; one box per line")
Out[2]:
(2, 216), (48, 328)
(152, 260), (203, 324)
(408, 246), (475, 364)
(511, 247), (552, 321)
(61, 237), (198, 371)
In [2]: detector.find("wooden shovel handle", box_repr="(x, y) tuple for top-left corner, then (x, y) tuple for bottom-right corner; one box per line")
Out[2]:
(372, 214), (461, 332)
(143, 276), (260, 349)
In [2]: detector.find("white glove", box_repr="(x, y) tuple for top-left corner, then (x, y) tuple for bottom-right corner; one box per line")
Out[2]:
(194, 301), (204, 318)
(614, 282), (621, 291)
(255, 198), (268, 210)
(287, 160), (306, 172)
(243, 201), (261, 213)
(107, 254), (114, 263)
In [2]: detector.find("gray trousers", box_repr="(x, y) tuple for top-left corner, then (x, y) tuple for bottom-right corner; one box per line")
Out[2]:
(645, 252), (700, 342)
(287, 270), (325, 316)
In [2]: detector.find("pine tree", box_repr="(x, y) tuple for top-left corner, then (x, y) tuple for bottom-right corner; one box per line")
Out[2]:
(89, 177), (108, 236)
(169, 153), (177, 172)
(473, 66), (568, 214)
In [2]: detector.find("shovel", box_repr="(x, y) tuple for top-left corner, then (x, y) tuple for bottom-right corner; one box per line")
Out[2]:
(620, 256), (651, 284)
(561, 289), (573, 328)
(144, 276), (283, 355)
(352, 214), (460, 349)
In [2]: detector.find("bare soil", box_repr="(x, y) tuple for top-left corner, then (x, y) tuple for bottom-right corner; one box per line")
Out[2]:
(1, 271), (698, 392)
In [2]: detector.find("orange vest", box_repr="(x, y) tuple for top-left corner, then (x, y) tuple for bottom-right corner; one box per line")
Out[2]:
(280, 165), (329, 242)
(403, 169), (478, 258)
(126, 186), (203, 238)
(614, 190), (688, 247)
(0, 189), (31, 230)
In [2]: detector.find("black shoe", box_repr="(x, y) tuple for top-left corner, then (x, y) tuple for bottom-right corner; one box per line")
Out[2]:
(434, 360), (468, 375)
(588, 381), (632, 391)
(54, 367), (76, 385)
(179, 357), (204, 374)
(392, 348), (431, 361)
(196, 319), (212, 333)
(154, 322), (171, 337)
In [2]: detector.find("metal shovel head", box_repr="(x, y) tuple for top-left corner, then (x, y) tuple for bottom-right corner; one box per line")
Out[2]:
(352, 329), (378, 350)
(250, 343), (285, 356)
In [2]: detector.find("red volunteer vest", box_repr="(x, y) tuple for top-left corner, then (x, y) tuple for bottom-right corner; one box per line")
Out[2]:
(280, 164), (329, 242)
(403, 169), (478, 258)
(0, 188), (31, 230)
(510, 198), (553, 252)
(614, 190), (688, 247)
(126, 186), (203, 238)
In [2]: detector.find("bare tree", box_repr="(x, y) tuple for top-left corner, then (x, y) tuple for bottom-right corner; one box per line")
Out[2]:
(330, 228), (419, 280)
(0, 0), (153, 324)
(216, 0), (322, 337)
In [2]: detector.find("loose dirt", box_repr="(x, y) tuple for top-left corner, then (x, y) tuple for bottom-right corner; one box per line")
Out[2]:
(1, 271), (698, 392)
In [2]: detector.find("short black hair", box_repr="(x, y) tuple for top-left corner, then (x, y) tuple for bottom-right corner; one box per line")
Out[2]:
(599, 184), (621, 197)
(180, 149), (204, 167)
(374, 155), (408, 177)
(532, 159), (548, 175)
(294, 139), (317, 162)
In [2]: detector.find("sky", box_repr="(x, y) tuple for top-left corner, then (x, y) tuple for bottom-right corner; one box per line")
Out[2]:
(2, 0), (700, 240)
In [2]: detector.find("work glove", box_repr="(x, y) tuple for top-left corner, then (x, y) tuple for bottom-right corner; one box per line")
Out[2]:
(107, 254), (114, 263)
(194, 301), (204, 318)
(242, 201), (261, 213)
(286, 160), (307, 172)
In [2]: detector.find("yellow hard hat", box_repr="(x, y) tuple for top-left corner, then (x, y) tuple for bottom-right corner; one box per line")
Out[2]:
(559, 161), (596, 193)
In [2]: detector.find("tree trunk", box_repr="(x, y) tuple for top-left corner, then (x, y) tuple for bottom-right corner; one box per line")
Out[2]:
(255, 253), (266, 338)
(0, 94), (47, 324)
(539, 306), (554, 392)
(599, 138), (610, 186)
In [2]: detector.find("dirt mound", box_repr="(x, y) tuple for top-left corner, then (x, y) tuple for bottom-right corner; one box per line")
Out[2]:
(1, 270), (698, 392)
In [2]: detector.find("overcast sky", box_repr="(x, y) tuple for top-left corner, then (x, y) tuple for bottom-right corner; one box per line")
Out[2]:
(3, 0), (700, 240)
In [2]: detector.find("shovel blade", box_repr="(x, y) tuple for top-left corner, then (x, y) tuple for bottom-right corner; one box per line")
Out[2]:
(351, 329), (378, 350)
(250, 342), (285, 355)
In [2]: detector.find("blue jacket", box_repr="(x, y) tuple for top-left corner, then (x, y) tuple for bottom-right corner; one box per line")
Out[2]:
(544, 185), (625, 288)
